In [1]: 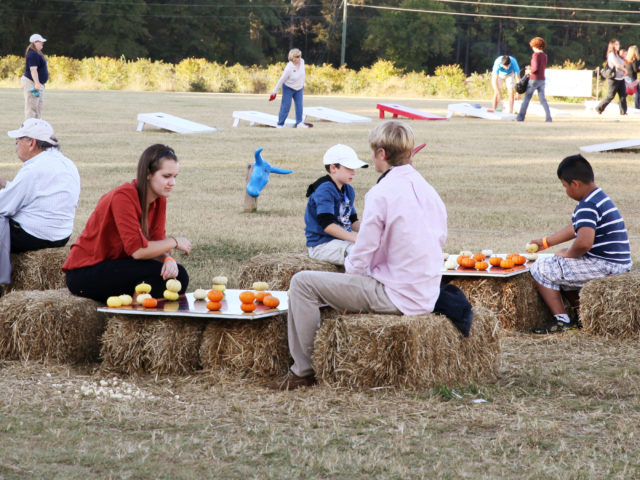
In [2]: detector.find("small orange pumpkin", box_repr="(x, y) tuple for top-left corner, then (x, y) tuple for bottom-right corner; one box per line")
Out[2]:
(461, 257), (476, 268)
(473, 253), (486, 262)
(240, 302), (257, 312)
(206, 301), (222, 311)
(263, 295), (280, 308)
(207, 289), (224, 302)
(255, 291), (270, 303)
(239, 291), (255, 303)
(475, 261), (489, 271)
(456, 255), (469, 265)
(141, 297), (158, 308)
(489, 257), (502, 267)
(500, 259), (514, 269)
(512, 255), (527, 265)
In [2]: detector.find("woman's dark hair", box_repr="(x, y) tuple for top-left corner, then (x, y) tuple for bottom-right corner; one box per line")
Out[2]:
(557, 154), (594, 184)
(136, 144), (178, 238)
(607, 39), (620, 55)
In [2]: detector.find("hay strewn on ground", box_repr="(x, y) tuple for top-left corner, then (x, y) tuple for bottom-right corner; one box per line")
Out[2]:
(449, 273), (550, 331)
(100, 316), (205, 375)
(579, 269), (640, 338)
(0, 289), (105, 363)
(200, 315), (290, 378)
(237, 253), (344, 291)
(1, 246), (69, 294)
(312, 306), (500, 389)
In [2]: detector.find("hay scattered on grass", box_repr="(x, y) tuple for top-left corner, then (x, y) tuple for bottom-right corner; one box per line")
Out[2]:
(2, 246), (69, 294)
(579, 269), (640, 338)
(312, 306), (500, 390)
(449, 274), (550, 331)
(100, 316), (205, 375)
(200, 314), (290, 378)
(237, 252), (343, 291)
(0, 289), (106, 364)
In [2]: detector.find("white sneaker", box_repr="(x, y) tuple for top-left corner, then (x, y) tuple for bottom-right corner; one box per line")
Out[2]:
(275, 125), (284, 128)
(296, 123), (309, 128)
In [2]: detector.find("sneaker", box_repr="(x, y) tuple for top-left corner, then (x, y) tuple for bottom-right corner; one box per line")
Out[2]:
(275, 125), (284, 129)
(296, 122), (309, 128)
(267, 370), (317, 390)
(532, 319), (569, 336)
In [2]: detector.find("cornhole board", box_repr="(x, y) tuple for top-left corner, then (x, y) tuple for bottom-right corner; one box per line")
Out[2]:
(582, 101), (640, 115)
(447, 103), (517, 120)
(508, 100), (570, 117)
(302, 106), (371, 123)
(97, 289), (288, 320)
(442, 253), (552, 278)
(136, 113), (216, 134)
(376, 103), (447, 121)
(580, 138), (640, 153)
(232, 111), (296, 128)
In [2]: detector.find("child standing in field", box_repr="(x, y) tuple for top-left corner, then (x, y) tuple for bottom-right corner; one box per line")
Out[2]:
(528, 154), (631, 335)
(270, 121), (447, 390)
(304, 144), (368, 266)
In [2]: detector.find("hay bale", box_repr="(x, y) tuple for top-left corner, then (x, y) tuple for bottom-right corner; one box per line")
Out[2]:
(312, 306), (500, 389)
(200, 314), (290, 378)
(237, 252), (343, 291)
(449, 274), (551, 331)
(2, 246), (69, 294)
(100, 316), (205, 375)
(579, 270), (640, 338)
(0, 289), (106, 363)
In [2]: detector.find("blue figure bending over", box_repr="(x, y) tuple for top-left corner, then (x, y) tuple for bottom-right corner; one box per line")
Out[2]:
(246, 148), (292, 198)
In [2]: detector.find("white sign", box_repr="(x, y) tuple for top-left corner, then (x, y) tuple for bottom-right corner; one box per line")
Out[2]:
(544, 69), (592, 97)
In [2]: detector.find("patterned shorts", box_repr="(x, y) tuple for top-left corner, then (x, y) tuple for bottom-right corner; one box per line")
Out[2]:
(530, 255), (631, 291)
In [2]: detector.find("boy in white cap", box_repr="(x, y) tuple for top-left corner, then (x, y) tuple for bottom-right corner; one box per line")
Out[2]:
(304, 144), (368, 266)
(0, 118), (80, 284)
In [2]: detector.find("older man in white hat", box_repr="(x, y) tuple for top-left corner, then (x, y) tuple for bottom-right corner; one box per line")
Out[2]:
(0, 118), (80, 284)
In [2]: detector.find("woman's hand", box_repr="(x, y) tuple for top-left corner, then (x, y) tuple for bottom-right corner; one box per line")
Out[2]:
(161, 258), (179, 280)
(174, 236), (192, 255)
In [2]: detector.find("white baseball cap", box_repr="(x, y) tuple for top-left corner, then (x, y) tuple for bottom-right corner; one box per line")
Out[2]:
(323, 144), (368, 169)
(29, 33), (47, 43)
(8, 118), (58, 145)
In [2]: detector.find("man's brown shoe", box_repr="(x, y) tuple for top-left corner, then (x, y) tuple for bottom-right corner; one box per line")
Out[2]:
(268, 370), (317, 391)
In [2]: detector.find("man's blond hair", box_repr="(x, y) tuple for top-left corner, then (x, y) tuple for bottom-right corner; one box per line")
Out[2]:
(368, 121), (414, 166)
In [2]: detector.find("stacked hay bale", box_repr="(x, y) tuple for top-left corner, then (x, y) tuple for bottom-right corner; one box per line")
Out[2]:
(101, 316), (206, 375)
(579, 269), (640, 337)
(448, 274), (550, 332)
(200, 314), (290, 378)
(0, 289), (106, 363)
(312, 306), (500, 389)
(1, 246), (69, 294)
(237, 252), (343, 290)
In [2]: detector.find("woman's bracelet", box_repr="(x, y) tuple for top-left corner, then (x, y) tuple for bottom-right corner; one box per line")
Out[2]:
(170, 236), (178, 248)
(542, 237), (549, 249)
(164, 256), (175, 263)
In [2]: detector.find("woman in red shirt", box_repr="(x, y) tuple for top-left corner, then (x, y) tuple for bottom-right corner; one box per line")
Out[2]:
(516, 37), (552, 122)
(63, 144), (191, 302)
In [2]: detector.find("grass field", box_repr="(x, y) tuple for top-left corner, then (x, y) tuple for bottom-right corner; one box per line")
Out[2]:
(1, 88), (640, 478)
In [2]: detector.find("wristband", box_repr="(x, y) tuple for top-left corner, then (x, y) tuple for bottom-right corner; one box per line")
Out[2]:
(163, 256), (175, 263)
(170, 236), (178, 248)
(542, 237), (549, 249)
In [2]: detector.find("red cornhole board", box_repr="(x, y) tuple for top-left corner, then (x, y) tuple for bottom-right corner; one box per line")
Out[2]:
(376, 103), (447, 121)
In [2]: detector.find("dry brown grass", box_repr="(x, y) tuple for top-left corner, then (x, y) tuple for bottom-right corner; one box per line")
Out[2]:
(1, 246), (69, 294)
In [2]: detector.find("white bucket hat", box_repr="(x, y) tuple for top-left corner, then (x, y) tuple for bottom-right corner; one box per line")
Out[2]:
(8, 118), (58, 145)
(323, 144), (368, 169)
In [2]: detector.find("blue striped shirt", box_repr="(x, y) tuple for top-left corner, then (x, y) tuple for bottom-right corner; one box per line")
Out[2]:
(572, 188), (631, 264)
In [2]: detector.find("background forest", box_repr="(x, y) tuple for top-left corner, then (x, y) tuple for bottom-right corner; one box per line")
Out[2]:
(1, 1), (640, 75)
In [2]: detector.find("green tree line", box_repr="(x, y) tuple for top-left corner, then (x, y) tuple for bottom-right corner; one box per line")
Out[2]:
(2, 0), (639, 74)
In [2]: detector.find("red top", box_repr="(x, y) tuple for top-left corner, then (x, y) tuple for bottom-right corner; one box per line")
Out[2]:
(530, 51), (547, 81)
(63, 180), (166, 270)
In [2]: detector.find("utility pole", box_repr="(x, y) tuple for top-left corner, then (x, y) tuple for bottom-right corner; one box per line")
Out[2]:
(340, 1), (347, 66)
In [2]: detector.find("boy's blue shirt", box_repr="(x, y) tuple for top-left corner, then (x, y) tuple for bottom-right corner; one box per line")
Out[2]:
(304, 175), (357, 247)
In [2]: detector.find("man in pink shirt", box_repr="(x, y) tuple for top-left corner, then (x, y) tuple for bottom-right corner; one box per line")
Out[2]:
(270, 120), (448, 390)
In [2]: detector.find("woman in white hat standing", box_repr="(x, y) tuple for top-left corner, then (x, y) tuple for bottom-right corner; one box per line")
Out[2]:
(21, 33), (49, 119)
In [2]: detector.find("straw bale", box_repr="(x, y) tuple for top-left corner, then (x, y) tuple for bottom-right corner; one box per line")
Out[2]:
(448, 274), (551, 331)
(579, 270), (640, 338)
(200, 314), (290, 378)
(237, 252), (343, 291)
(312, 306), (500, 390)
(100, 316), (206, 375)
(0, 289), (106, 364)
(2, 246), (69, 294)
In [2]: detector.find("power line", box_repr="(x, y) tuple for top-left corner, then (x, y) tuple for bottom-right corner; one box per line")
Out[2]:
(349, 3), (640, 28)
(432, 0), (640, 15)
